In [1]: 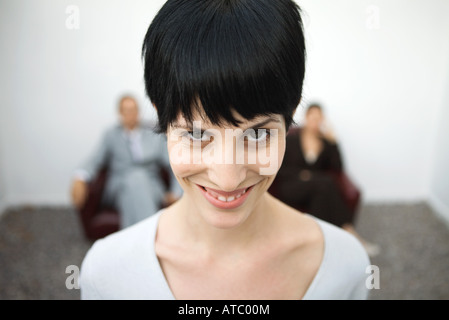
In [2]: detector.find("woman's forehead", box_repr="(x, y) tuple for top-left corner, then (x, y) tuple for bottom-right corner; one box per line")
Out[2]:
(171, 110), (283, 130)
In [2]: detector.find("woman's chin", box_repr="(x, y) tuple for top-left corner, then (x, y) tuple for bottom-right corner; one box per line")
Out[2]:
(200, 208), (251, 229)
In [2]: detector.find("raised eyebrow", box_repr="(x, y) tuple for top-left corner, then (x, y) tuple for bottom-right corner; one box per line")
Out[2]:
(171, 117), (281, 131)
(171, 122), (196, 131)
(245, 117), (282, 131)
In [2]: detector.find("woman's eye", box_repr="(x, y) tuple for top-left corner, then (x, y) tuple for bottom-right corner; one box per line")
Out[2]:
(186, 131), (210, 142)
(246, 129), (270, 142)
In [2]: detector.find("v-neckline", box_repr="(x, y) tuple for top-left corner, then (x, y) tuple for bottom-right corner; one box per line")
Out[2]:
(148, 210), (329, 300)
(298, 129), (324, 165)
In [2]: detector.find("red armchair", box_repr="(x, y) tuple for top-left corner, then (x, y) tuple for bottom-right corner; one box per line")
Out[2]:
(77, 166), (171, 241)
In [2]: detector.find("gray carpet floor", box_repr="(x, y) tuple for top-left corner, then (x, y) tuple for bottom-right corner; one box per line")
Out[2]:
(0, 202), (448, 300)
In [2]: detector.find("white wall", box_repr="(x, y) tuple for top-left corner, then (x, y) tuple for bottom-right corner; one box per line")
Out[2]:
(0, 0), (448, 209)
(429, 64), (449, 223)
(0, 0), (163, 207)
(0, 177), (5, 216)
(295, 0), (449, 203)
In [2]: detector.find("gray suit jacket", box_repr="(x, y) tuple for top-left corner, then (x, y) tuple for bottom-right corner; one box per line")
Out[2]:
(79, 123), (182, 205)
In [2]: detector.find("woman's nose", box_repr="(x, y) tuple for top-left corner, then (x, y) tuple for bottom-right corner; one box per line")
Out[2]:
(207, 163), (247, 192)
(200, 129), (251, 191)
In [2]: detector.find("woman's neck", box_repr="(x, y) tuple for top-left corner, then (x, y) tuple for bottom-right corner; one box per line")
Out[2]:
(173, 192), (277, 255)
(302, 126), (320, 137)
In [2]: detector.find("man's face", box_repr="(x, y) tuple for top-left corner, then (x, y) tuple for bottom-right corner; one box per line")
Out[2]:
(120, 98), (139, 130)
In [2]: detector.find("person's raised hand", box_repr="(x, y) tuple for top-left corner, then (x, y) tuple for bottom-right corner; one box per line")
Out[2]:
(71, 179), (88, 209)
(320, 119), (337, 143)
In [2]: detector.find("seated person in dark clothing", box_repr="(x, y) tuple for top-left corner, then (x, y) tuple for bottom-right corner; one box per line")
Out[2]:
(275, 103), (379, 256)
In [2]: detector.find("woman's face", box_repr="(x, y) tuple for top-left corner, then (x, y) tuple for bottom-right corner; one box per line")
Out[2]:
(305, 107), (323, 133)
(166, 108), (287, 229)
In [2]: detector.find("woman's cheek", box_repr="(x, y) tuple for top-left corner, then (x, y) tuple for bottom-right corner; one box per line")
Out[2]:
(277, 137), (286, 171)
(255, 133), (286, 177)
(167, 141), (205, 180)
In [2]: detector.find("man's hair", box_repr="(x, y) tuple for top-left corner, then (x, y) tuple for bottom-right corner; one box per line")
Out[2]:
(142, 0), (306, 133)
(117, 94), (139, 112)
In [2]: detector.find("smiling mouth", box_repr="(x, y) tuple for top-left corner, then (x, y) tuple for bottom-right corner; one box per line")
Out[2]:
(197, 184), (254, 203)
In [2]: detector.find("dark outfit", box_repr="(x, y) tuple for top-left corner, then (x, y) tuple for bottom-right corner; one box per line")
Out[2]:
(274, 128), (353, 227)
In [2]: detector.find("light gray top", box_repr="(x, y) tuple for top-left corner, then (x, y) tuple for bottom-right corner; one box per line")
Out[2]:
(75, 123), (183, 199)
(80, 209), (371, 300)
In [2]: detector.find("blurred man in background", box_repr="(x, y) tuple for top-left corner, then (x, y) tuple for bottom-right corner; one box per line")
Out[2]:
(70, 95), (182, 228)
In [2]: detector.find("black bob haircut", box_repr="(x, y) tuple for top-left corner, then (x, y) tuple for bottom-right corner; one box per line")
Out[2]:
(142, 0), (306, 133)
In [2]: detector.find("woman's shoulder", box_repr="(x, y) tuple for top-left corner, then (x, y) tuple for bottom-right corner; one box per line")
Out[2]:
(79, 210), (168, 299)
(315, 217), (370, 264)
(274, 199), (370, 299)
(304, 217), (371, 299)
(90, 210), (161, 252)
(80, 211), (161, 270)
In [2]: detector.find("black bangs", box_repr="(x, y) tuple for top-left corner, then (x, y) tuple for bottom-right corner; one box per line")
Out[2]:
(142, 0), (306, 133)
